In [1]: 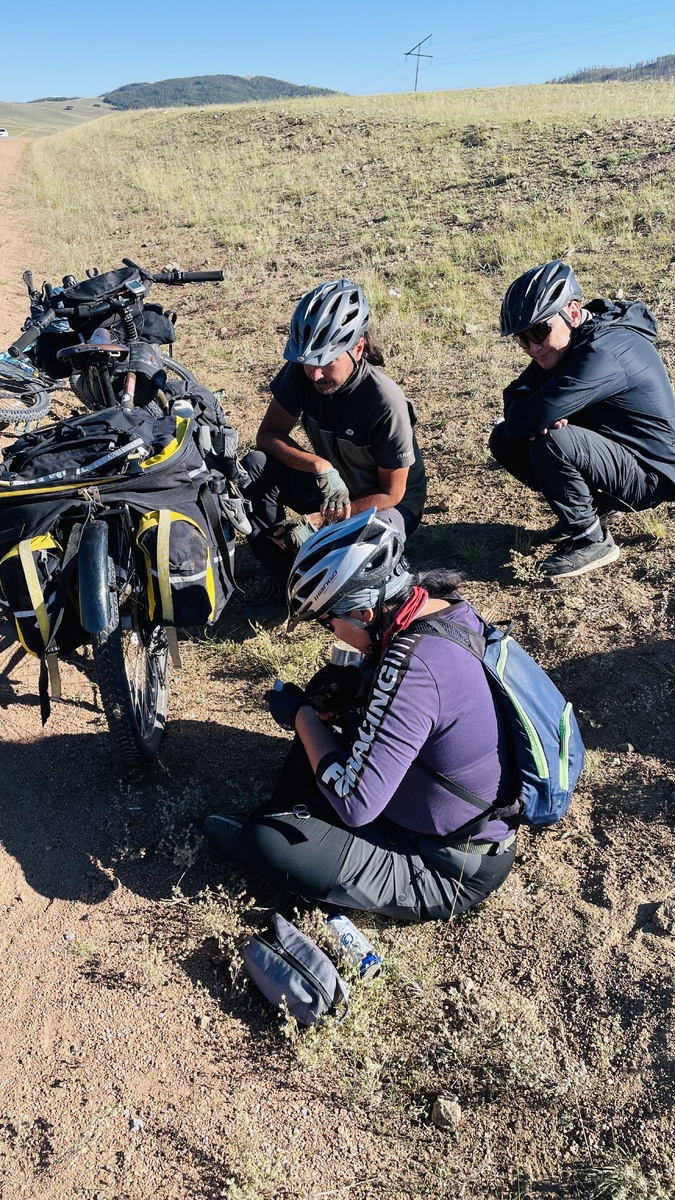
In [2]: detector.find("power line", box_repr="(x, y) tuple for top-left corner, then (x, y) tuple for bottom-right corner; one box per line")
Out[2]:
(432, 16), (675, 69)
(405, 34), (433, 92)
(430, 0), (672, 53)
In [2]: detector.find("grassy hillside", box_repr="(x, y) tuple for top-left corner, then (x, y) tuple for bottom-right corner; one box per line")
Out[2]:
(102, 73), (337, 109)
(10, 82), (675, 1198)
(0, 96), (108, 137)
(555, 53), (675, 83)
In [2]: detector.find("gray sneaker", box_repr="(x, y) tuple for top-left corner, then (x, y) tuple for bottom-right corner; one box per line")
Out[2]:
(204, 815), (244, 862)
(541, 531), (620, 579)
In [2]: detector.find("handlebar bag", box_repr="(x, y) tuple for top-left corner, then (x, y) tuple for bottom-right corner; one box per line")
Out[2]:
(136, 509), (217, 627)
(0, 533), (86, 657)
(60, 266), (144, 304)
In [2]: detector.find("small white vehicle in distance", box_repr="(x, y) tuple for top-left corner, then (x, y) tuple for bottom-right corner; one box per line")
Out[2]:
(0, 129), (9, 138)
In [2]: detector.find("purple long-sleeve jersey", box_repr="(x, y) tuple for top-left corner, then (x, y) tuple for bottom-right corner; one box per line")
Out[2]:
(315, 603), (518, 841)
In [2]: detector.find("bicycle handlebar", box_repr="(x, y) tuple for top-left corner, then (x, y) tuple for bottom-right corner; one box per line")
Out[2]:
(9, 308), (57, 356)
(151, 269), (224, 285)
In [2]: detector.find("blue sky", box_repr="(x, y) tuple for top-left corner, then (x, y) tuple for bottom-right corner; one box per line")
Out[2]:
(3, 0), (675, 101)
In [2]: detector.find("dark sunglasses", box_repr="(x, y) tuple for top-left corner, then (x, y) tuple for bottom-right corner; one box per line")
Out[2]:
(513, 318), (555, 350)
(317, 614), (335, 630)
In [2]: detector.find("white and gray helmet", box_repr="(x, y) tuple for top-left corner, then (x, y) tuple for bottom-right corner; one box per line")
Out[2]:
(286, 509), (410, 631)
(500, 260), (581, 337)
(284, 279), (370, 367)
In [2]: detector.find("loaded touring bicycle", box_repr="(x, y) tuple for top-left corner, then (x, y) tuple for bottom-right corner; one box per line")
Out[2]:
(0, 262), (250, 768)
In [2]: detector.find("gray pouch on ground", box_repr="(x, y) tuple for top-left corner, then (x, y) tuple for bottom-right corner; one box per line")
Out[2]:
(242, 913), (349, 1026)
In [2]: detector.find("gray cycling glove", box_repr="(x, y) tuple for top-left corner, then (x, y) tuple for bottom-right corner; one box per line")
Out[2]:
(315, 468), (350, 516)
(279, 516), (317, 553)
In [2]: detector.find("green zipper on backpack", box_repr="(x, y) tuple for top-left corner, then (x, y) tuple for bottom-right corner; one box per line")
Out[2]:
(496, 637), (548, 780)
(559, 703), (572, 792)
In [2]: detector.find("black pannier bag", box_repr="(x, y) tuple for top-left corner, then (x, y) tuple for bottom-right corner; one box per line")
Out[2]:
(0, 531), (86, 657)
(0, 408), (237, 661)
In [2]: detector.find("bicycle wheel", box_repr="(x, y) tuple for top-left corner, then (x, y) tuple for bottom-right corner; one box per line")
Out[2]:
(0, 359), (53, 426)
(91, 537), (169, 769)
(161, 354), (198, 385)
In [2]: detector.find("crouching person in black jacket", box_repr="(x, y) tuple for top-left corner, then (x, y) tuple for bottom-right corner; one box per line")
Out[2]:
(491, 260), (675, 578)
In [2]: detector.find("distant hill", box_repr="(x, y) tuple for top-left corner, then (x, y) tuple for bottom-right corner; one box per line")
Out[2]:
(552, 54), (675, 83)
(0, 97), (106, 137)
(101, 74), (337, 110)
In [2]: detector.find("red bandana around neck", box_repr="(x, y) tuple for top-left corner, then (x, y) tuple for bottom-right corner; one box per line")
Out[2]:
(381, 586), (429, 651)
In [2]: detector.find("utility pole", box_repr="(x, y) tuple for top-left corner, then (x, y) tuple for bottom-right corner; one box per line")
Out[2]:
(405, 34), (433, 92)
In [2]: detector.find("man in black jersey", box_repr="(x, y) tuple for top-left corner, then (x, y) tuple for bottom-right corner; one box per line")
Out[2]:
(240, 279), (427, 590)
(491, 260), (675, 578)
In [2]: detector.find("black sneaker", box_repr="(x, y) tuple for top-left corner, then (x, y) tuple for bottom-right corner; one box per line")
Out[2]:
(536, 510), (619, 545)
(204, 815), (244, 862)
(541, 531), (620, 579)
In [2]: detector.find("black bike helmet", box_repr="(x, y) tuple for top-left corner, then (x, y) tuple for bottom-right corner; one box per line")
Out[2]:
(283, 279), (370, 367)
(500, 261), (582, 337)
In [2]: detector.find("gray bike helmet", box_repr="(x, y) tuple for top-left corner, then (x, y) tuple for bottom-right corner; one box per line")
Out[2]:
(500, 260), (582, 337)
(283, 279), (370, 367)
(286, 509), (411, 631)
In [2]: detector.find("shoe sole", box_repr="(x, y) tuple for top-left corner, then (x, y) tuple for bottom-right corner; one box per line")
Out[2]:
(544, 542), (621, 580)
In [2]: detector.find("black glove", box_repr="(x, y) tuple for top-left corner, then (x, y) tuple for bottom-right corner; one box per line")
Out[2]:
(304, 664), (362, 716)
(264, 682), (308, 731)
(314, 468), (350, 517)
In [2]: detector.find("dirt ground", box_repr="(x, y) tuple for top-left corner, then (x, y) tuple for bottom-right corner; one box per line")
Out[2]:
(1, 120), (675, 1200)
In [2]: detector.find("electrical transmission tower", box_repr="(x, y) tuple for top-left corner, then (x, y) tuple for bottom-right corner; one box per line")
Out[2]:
(405, 34), (433, 92)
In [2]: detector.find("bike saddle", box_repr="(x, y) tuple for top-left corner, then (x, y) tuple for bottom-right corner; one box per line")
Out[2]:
(57, 333), (129, 364)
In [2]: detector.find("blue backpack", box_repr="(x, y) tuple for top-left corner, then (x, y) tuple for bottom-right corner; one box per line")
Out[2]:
(410, 610), (585, 833)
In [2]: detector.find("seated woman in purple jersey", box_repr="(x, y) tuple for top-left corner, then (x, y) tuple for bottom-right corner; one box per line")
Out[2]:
(205, 511), (521, 922)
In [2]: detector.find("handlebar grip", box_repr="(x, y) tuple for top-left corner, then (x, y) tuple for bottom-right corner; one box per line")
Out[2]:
(8, 308), (56, 356)
(152, 269), (224, 284)
(180, 270), (224, 283)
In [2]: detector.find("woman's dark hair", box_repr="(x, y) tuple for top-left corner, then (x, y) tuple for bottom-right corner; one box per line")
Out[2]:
(410, 568), (465, 601)
(363, 330), (385, 367)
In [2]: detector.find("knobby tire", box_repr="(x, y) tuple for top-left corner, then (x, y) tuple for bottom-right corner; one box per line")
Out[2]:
(91, 558), (169, 770)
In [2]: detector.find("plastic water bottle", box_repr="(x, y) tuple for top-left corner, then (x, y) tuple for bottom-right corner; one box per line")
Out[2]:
(171, 398), (194, 420)
(326, 913), (383, 982)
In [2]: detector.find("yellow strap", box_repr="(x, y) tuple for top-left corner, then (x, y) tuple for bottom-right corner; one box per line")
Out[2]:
(18, 539), (62, 698)
(156, 510), (174, 625)
(47, 654), (62, 700)
(18, 539), (51, 647)
(167, 626), (182, 669)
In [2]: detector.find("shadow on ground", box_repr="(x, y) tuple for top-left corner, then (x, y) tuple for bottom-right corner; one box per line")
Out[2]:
(0, 721), (289, 905)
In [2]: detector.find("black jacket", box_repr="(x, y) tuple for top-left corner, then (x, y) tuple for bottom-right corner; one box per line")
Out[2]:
(503, 300), (675, 485)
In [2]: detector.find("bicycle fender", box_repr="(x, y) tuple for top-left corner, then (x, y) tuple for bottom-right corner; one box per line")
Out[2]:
(78, 521), (113, 634)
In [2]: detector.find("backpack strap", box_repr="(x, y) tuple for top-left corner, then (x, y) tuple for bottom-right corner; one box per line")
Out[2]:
(410, 615), (487, 660)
